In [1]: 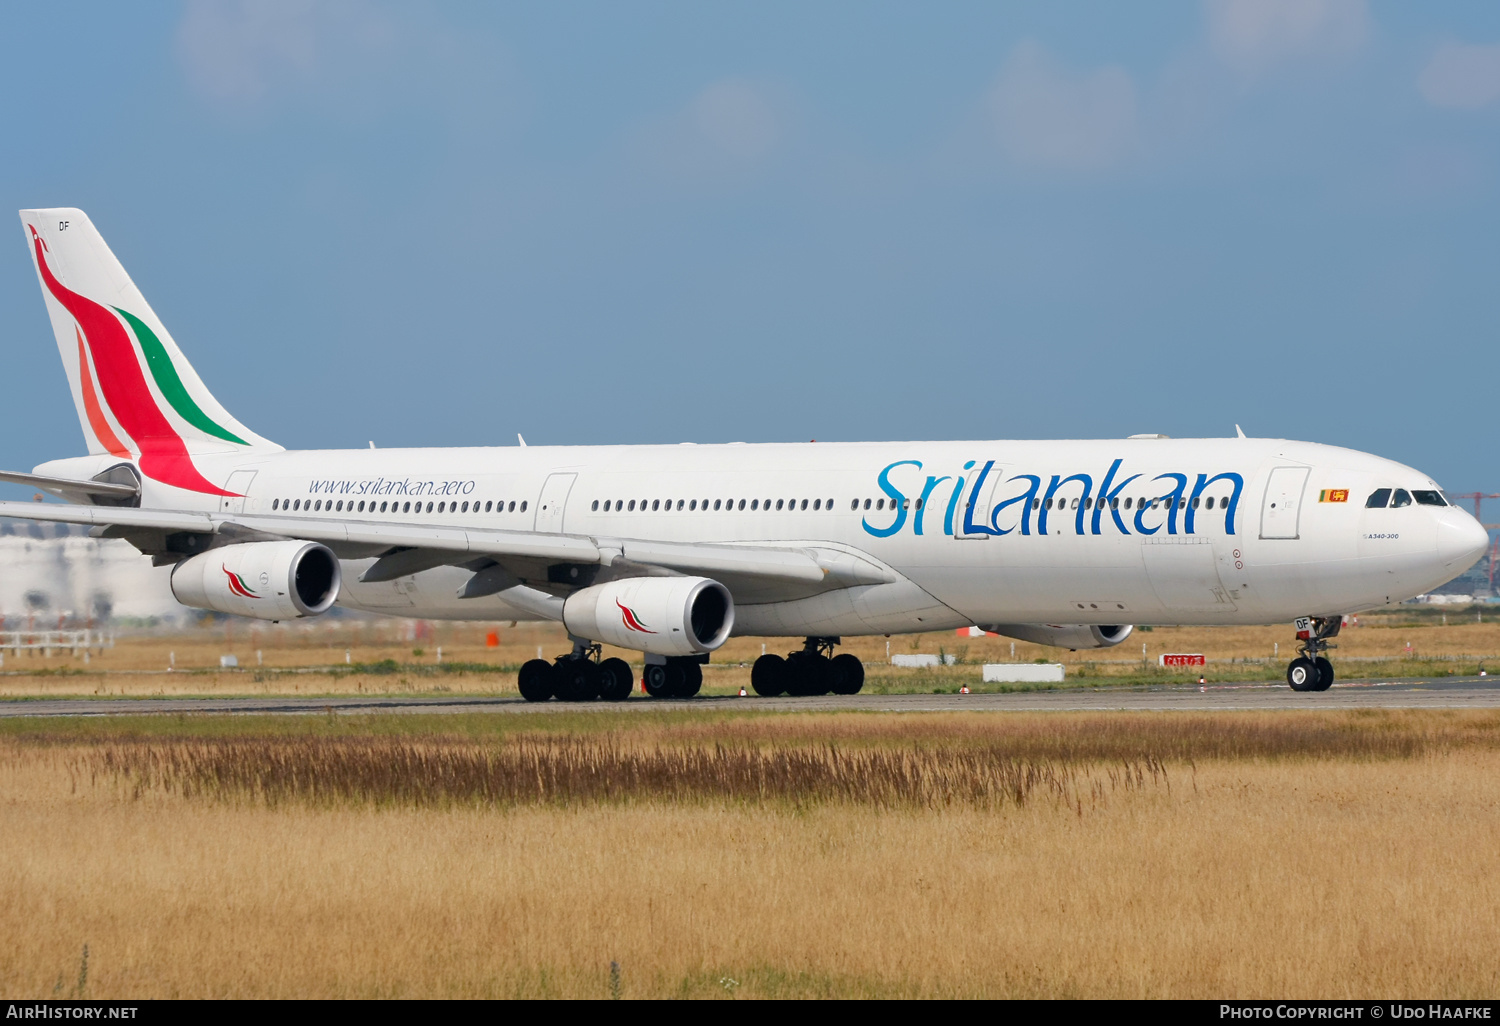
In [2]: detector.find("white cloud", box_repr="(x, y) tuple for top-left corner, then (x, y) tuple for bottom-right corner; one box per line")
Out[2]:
(632, 78), (786, 183)
(691, 80), (780, 160)
(1206, 0), (1368, 72)
(987, 41), (1138, 171)
(175, 0), (396, 106)
(1419, 42), (1500, 110)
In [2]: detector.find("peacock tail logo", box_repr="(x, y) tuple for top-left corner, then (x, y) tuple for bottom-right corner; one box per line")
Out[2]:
(222, 566), (260, 599)
(616, 600), (655, 634)
(28, 223), (246, 497)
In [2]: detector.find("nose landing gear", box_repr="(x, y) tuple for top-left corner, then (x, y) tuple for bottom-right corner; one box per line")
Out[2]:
(1286, 616), (1340, 692)
(518, 641), (634, 702)
(751, 637), (865, 697)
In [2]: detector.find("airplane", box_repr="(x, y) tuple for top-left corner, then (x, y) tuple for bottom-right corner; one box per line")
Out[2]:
(0, 208), (1488, 699)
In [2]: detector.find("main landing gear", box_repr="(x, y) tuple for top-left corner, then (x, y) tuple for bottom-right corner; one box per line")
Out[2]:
(518, 641), (634, 703)
(1286, 616), (1340, 693)
(643, 657), (705, 699)
(750, 637), (865, 698)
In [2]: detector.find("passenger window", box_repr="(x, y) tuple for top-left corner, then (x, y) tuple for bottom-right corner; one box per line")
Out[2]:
(1070, 498), (1078, 510)
(850, 499), (858, 511)
(1191, 497), (1199, 510)
(713, 500), (721, 511)
(272, 499), (279, 510)
(427, 502), (435, 513)
(1413, 490), (1446, 507)
(1032, 498), (1040, 511)
(439, 502), (447, 513)
(814, 499), (822, 511)
(751, 499), (759, 511)
(520, 501), (527, 512)
(677, 499), (684, 510)
(826, 498), (833, 509)
(628, 500), (636, 511)
(799, 499), (807, 511)
(876, 499), (884, 510)
(776, 499), (784, 511)
(689, 499), (697, 511)
(483, 501), (491, 512)
(651, 500), (660, 511)
(1390, 489), (1412, 508)
(591, 500), (598, 511)
(864, 498), (871, 510)
(738, 499), (746, 511)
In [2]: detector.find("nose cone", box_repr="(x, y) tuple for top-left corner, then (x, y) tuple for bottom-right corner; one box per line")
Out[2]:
(1437, 511), (1490, 570)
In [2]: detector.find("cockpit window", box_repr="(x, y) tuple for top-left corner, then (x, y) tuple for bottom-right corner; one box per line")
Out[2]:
(1412, 490), (1447, 507)
(1366, 488), (1391, 508)
(1390, 488), (1412, 508)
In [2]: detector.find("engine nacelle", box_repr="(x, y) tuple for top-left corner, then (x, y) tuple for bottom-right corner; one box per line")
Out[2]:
(171, 541), (341, 620)
(981, 623), (1134, 651)
(563, 576), (733, 657)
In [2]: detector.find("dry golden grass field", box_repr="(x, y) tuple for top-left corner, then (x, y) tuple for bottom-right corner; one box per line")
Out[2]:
(4, 605), (1500, 698)
(3, 709), (1500, 998)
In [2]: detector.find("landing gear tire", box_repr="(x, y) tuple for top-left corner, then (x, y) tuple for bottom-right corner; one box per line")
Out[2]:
(1313, 657), (1334, 692)
(828, 653), (865, 695)
(598, 657), (634, 701)
(1287, 657), (1321, 692)
(552, 658), (599, 702)
(643, 662), (683, 699)
(787, 653), (831, 696)
(518, 658), (554, 702)
(672, 661), (703, 698)
(751, 654), (787, 697)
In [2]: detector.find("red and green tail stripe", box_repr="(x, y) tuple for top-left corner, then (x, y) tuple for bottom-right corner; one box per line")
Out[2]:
(113, 307), (247, 446)
(29, 224), (239, 496)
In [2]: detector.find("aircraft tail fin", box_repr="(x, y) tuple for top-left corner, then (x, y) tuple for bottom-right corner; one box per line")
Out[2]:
(19, 208), (280, 493)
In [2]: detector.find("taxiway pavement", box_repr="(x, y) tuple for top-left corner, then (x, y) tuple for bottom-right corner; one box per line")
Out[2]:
(3, 677), (1499, 717)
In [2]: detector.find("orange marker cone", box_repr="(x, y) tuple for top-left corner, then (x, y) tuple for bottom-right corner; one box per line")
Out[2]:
(959, 685), (970, 694)
(739, 687), (747, 696)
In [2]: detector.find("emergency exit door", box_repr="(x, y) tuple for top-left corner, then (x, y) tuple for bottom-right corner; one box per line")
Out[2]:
(1260, 466), (1309, 540)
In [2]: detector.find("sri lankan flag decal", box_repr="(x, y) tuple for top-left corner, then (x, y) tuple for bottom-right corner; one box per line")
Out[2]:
(1319, 489), (1349, 503)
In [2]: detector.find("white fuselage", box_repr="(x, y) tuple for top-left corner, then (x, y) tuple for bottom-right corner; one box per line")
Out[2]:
(45, 435), (1485, 636)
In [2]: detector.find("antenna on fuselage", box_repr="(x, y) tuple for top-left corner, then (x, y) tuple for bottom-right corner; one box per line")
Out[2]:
(517, 434), (527, 447)
(1235, 425), (1246, 438)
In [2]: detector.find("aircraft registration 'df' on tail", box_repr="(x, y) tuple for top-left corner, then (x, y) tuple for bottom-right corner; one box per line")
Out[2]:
(1, 207), (1489, 698)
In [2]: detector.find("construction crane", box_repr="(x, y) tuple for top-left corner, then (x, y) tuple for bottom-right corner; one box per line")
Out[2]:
(1451, 493), (1500, 596)
(1451, 492), (1500, 529)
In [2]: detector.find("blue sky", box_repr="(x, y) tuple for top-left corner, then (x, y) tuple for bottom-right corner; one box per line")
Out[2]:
(2, 1), (1498, 499)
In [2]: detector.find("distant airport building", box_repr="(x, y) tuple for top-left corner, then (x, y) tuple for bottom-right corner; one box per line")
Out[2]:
(0, 517), (183, 626)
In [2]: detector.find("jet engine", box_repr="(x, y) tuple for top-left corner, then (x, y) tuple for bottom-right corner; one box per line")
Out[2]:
(981, 623), (1134, 651)
(563, 576), (733, 657)
(171, 540), (341, 620)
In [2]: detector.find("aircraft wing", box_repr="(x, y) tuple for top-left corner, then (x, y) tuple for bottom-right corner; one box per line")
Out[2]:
(0, 500), (891, 603)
